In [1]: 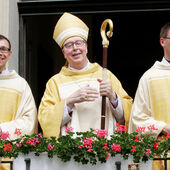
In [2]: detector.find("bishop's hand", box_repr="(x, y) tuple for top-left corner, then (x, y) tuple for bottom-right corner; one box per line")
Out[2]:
(97, 78), (117, 101)
(66, 85), (99, 109)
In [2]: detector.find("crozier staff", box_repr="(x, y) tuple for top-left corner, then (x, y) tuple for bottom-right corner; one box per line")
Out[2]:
(100, 19), (113, 129)
(38, 12), (132, 139)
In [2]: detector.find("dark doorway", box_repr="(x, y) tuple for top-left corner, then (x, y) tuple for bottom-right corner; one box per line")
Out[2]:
(18, 1), (170, 107)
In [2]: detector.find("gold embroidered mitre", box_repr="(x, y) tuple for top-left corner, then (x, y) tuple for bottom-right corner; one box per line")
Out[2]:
(53, 12), (89, 48)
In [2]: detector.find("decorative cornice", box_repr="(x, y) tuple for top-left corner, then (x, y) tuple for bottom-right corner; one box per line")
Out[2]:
(18, 1), (170, 16)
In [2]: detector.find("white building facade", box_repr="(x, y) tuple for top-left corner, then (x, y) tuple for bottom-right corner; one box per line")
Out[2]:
(0, 0), (19, 72)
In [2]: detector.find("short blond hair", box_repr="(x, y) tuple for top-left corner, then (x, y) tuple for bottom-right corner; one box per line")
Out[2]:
(160, 22), (170, 38)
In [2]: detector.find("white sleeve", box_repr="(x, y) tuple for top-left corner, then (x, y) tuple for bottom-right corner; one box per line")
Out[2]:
(0, 125), (9, 133)
(61, 102), (72, 126)
(110, 95), (124, 124)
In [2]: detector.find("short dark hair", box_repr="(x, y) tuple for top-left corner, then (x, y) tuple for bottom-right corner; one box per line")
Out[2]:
(160, 22), (170, 38)
(0, 34), (11, 50)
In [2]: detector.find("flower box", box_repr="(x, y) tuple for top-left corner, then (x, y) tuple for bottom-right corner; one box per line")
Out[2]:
(0, 124), (169, 170)
(13, 152), (152, 170)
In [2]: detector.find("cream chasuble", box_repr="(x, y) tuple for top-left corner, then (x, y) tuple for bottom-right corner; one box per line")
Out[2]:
(129, 61), (170, 170)
(149, 76), (170, 124)
(0, 70), (37, 170)
(0, 70), (37, 139)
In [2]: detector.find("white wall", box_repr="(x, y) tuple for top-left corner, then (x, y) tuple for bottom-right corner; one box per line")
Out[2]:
(0, 0), (19, 72)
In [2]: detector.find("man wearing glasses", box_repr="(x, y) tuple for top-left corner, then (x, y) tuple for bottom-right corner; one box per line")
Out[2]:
(0, 34), (38, 170)
(129, 23), (170, 170)
(0, 34), (37, 139)
(38, 12), (132, 139)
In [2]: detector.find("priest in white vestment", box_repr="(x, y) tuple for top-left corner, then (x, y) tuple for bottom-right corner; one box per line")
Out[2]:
(129, 22), (170, 170)
(0, 35), (37, 169)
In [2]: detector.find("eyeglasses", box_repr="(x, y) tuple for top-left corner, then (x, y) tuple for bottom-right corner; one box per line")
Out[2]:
(0, 47), (10, 53)
(163, 37), (170, 39)
(62, 40), (86, 49)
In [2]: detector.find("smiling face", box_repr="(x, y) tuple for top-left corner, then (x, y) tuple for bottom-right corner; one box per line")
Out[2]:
(62, 36), (88, 70)
(0, 39), (12, 72)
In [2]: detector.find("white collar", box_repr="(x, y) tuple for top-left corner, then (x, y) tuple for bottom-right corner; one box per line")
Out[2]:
(68, 60), (90, 71)
(0, 67), (9, 74)
(161, 57), (170, 65)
